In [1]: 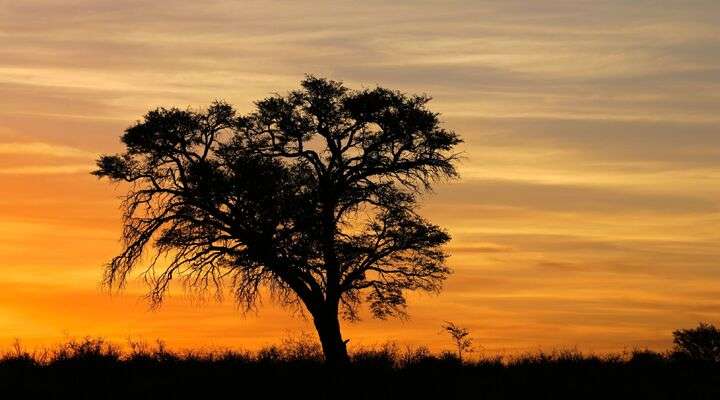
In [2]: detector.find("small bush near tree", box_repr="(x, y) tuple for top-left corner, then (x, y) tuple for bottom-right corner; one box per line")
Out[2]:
(672, 322), (720, 362)
(442, 321), (473, 362)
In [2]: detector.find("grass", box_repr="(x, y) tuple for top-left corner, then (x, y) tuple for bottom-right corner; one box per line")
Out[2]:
(1, 337), (719, 399)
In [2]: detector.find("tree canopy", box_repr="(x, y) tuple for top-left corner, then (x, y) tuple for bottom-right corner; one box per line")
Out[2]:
(93, 75), (462, 363)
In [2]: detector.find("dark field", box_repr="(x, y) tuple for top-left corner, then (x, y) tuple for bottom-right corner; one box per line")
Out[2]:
(1, 338), (718, 399)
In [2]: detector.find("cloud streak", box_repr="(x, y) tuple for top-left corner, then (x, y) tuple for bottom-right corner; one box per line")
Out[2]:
(0, 142), (96, 158)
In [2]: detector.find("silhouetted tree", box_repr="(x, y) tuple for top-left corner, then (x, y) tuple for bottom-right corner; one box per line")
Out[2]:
(673, 322), (720, 362)
(93, 76), (461, 364)
(442, 321), (472, 362)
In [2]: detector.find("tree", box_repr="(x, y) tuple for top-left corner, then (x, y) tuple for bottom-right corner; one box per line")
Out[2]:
(672, 322), (720, 362)
(93, 75), (461, 365)
(442, 321), (473, 362)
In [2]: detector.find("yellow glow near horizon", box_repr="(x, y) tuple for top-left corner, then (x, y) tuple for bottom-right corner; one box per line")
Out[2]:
(0, 1), (719, 354)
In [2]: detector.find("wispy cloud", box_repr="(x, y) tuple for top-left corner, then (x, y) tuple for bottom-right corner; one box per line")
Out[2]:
(0, 164), (93, 175)
(0, 142), (97, 159)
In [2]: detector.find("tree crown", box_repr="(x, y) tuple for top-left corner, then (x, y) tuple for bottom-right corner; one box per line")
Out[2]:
(94, 75), (462, 320)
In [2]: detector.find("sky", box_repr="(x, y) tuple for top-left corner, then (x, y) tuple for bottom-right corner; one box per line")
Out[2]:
(1, 0), (719, 354)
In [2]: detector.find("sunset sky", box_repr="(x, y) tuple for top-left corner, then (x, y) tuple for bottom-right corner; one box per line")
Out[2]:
(1, 0), (719, 354)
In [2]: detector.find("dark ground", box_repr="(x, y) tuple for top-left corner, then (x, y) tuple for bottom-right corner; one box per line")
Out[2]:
(1, 338), (718, 399)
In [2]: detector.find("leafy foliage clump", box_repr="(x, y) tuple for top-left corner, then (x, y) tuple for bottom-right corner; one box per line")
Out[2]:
(672, 322), (720, 362)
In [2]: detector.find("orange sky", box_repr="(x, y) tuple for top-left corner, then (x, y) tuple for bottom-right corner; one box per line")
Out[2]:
(1, 0), (719, 354)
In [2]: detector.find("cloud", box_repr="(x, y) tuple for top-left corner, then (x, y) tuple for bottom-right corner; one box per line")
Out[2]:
(0, 164), (93, 175)
(0, 142), (97, 159)
(432, 179), (718, 214)
(0, 142), (96, 175)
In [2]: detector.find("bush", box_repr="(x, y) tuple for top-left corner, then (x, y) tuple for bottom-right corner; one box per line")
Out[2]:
(629, 349), (666, 365)
(351, 343), (399, 369)
(0, 340), (39, 369)
(672, 322), (720, 362)
(50, 337), (121, 367)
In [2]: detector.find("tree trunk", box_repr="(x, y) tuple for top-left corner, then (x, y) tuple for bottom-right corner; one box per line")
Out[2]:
(312, 305), (350, 365)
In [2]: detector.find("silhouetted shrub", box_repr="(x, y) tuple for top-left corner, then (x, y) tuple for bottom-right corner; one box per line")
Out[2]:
(50, 337), (121, 367)
(672, 322), (720, 362)
(0, 340), (38, 369)
(351, 343), (399, 369)
(630, 349), (666, 365)
(256, 345), (283, 364)
(442, 321), (473, 362)
(279, 332), (324, 363)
